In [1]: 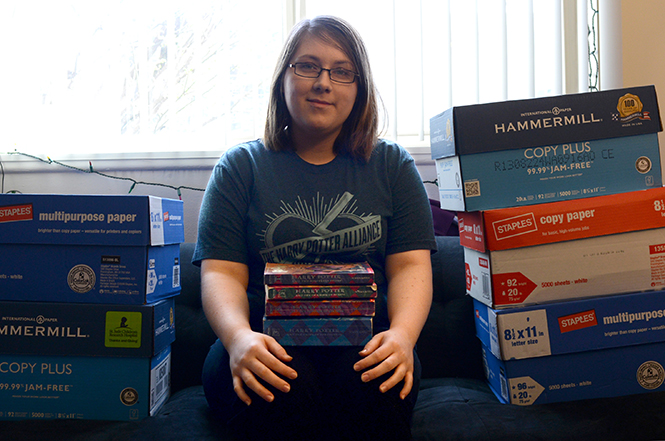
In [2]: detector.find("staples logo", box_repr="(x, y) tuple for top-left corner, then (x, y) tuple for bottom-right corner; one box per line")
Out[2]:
(492, 213), (538, 241)
(558, 309), (597, 333)
(0, 204), (33, 223)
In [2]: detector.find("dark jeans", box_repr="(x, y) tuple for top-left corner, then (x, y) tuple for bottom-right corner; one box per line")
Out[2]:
(202, 339), (421, 441)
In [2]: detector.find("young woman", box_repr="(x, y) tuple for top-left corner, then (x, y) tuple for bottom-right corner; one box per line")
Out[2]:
(193, 15), (436, 441)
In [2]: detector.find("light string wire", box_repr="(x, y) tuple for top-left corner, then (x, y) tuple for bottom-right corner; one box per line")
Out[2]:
(588, 0), (599, 92)
(3, 151), (205, 199)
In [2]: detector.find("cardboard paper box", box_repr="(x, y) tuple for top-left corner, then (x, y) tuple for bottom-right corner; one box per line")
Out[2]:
(459, 186), (665, 252)
(0, 298), (175, 357)
(465, 227), (665, 308)
(430, 85), (662, 159)
(482, 341), (665, 405)
(435, 133), (662, 211)
(474, 291), (665, 361)
(0, 346), (171, 421)
(0, 194), (184, 246)
(0, 243), (181, 304)
(0, 194), (184, 304)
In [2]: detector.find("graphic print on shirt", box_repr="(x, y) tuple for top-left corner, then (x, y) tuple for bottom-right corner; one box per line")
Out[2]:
(259, 192), (381, 263)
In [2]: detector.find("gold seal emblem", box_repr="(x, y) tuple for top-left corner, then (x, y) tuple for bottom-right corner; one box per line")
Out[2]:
(617, 93), (643, 118)
(637, 361), (665, 390)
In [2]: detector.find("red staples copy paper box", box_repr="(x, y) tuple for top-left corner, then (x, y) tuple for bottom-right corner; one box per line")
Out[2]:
(465, 227), (665, 308)
(459, 186), (665, 252)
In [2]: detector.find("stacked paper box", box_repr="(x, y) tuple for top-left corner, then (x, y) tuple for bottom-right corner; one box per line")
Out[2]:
(459, 187), (665, 308)
(431, 85), (662, 212)
(262, 262), (375, 346)
(430, 85), (665, 406)
(0, 194), (183, 421)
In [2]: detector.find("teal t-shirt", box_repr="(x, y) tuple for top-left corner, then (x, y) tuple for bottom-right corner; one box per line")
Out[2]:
(193, 139), (436, 331)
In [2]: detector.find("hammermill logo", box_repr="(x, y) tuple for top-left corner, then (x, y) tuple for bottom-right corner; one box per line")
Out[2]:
(494, 108), (602, 134)
(105, 311), (142, 348)
(0, 315), (88, 338)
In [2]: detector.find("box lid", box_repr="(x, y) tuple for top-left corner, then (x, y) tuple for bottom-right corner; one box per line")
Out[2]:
(431, 85), (662, 158)
(0, 194), (184, 246)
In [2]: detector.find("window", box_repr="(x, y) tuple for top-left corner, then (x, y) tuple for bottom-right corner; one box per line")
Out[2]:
(2, 0), (591, 157)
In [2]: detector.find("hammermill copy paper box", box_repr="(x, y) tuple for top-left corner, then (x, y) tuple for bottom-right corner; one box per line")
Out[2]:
(0, 345), (171, 421)
(0, 194), (184, 304)
(474, 290), (665, 361)
(430, 85), (662, 211)
(435, 133), (661, 212)
(482, 340), (665, 406)
(465, 227), (665, 308)
(0, 298), (175, 358)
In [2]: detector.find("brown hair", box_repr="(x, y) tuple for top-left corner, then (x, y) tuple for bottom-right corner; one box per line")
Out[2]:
(263, 15), (383, 161)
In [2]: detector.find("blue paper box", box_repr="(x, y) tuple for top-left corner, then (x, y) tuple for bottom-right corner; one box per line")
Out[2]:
(474, 290), (665, 361)
(483, 341), (665, 405)
(435, 133), (662, 211)
(0, 298), (175, 357)
(0, 194), (184, 304)
(0, 194), (184, 246)
(0, 346), (171, 421)
(0, 243), (181, 304)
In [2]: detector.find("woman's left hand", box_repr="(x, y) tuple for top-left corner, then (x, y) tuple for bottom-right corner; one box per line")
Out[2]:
(353, 328), (415, 399)
(353, 248), (433, 400)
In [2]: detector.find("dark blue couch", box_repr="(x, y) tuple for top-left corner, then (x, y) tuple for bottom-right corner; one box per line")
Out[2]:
(3, 236), (665, 440)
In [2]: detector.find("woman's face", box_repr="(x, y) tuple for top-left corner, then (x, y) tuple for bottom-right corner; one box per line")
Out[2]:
(284, 36), (358, 144)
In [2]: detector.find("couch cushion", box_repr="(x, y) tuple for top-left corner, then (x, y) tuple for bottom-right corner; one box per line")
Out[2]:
(417, 236), (484, 380)
(171, 243), (218, 393)
(413, 378), (665, 441)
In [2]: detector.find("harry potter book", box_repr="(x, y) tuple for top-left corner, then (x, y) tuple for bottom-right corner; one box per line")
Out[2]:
(264, 298), (376, 317)
(263, 262), (374, 286)
(265, 283), (377, 300)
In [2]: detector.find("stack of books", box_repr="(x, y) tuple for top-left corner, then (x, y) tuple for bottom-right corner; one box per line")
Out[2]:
(0, 194), (184, 421)
(262, 262), (376, 346)
(430, 85), (665, 405)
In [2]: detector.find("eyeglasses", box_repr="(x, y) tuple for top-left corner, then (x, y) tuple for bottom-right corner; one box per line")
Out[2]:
(288, 62), (359, 84)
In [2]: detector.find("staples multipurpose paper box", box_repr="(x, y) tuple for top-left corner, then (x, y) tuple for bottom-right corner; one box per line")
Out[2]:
(0, 193), (184, 304)
(474, 291), (665, 361)
(0, 346), (171, 421)
(0, 194), (184, 246)
(459, 186), (665, 252)
(0, 243), (181, 304)
(465, 227), (665, 308)
(482, 341), (665, 406)
(0, 298), (175, 357)
(430, 85), (662, 159)
(434, 133), (662, 211)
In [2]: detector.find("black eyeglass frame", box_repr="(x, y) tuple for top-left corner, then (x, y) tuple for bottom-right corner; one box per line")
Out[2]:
(288, 63), (359, 84)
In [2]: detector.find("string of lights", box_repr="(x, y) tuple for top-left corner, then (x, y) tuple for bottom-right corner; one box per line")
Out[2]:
(2, 151), (205, 199)
(588, 0), (600, 92)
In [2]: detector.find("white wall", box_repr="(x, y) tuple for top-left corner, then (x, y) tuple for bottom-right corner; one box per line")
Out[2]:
(620, 0), (665, 168)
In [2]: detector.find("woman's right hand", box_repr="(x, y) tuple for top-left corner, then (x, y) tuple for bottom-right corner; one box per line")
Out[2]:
(227, 328), (298, 405)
